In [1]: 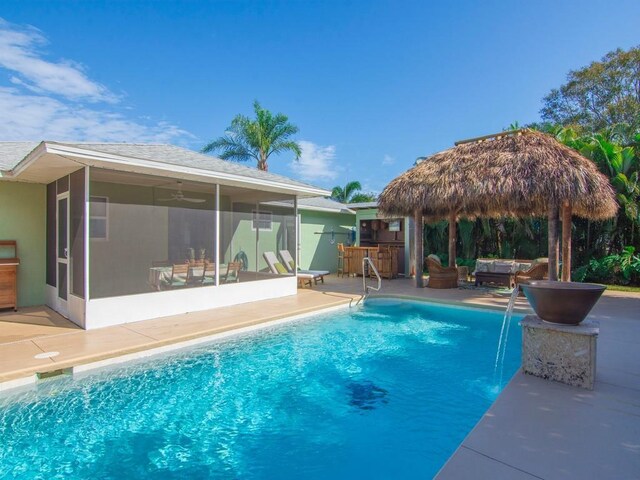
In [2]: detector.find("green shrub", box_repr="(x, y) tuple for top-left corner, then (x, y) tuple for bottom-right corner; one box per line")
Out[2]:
(574, 246), (640, 285)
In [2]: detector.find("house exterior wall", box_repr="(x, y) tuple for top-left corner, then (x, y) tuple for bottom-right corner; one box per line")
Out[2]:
(299, 210), (355, 272)
(222, 201), (295, 272)
(0, 181), (46, 307)
(84, 275), (297, 329)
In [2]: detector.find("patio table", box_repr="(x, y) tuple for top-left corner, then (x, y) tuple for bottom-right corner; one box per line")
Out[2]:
(148, 266), (218, 290)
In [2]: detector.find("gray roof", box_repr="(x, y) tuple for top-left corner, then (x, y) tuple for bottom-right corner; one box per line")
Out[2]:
(265, 196), (355, 214)
(346, 201), (379, 209)
(0, 141), (323, 192)
(298, 196), (354, 213)
(0, 142), (40, 170)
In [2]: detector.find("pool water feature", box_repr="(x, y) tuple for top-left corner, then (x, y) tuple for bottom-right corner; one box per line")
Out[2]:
(493, 287), (520, 387)
(0, 299), (522, 479)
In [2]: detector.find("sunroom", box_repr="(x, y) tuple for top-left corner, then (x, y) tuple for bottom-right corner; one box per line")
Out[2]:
(0, 142), (329, 329)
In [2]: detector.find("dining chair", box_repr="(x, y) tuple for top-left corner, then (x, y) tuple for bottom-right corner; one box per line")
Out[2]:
(223, 261), (242, 283)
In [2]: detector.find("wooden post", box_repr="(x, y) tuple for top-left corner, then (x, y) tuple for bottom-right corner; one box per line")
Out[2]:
(561, 200), (572, 282)
(414, 210), (424, 288)
(548, 204), (559, 281)
(448, 212), (457, 267)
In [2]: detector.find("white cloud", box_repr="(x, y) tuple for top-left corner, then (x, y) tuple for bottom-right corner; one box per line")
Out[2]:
(0, 18), (192, 144)
(0, 87), (191, 142)
(290, 140), (339, 182)
(0, 18), (117, 103)
(382, 154), (395, 166)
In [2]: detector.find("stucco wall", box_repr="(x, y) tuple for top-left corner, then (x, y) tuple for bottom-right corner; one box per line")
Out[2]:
(224, 202), (294, 272)
(299, 210), (355, 272)
(0, 181), (46, 307)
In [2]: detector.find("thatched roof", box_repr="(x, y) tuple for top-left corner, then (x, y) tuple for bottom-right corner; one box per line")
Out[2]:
(378, 130), (617, 221)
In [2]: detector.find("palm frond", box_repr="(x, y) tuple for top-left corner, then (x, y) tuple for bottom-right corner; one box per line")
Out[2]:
(203, 100), (301, 170)
(270, 140), (302, 159)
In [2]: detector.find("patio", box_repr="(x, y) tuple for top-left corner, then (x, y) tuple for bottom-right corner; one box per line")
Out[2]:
(1, 275), (639, 478)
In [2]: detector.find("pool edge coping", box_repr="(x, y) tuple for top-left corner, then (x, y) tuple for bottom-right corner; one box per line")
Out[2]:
(1, 294), (529, 396)
(0, 302), (352, 394)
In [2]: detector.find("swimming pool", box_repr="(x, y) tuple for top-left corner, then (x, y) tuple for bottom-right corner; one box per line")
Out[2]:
(0, 298), (521, 479)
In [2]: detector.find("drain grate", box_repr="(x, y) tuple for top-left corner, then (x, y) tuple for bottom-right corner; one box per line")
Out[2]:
(347, 380), (389, 411)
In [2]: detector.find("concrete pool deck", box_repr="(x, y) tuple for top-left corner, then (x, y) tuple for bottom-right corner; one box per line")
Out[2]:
(0, 285), (360, 386)
(435, 287), (640, 480)
(1, 276), (639, 478)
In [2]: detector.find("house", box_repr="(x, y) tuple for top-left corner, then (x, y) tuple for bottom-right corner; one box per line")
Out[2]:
(295, 197), (356, 272)
(0, 141), (330, 329)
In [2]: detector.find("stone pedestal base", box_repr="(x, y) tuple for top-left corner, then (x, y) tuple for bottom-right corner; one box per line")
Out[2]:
(520, 315), (599, 390)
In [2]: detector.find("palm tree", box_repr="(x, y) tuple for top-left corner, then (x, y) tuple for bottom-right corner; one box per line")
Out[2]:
(202, 101), (301, 171)
(331, 181), (376, 203)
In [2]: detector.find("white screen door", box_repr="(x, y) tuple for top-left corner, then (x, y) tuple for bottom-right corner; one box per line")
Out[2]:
(56, 193), (69, 317)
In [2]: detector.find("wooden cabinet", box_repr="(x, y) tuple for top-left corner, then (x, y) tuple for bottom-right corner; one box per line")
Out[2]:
(0, 241), (19, 311)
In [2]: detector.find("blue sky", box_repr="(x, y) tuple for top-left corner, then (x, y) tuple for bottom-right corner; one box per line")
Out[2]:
(0, 1), (638, 193)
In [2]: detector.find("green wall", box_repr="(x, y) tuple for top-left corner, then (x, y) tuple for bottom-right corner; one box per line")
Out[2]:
(223, 201), (294, 272)
(0, 181), (46, 307)
(299, 210), (355, 272)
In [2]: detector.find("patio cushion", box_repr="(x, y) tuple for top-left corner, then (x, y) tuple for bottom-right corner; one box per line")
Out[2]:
(274, 262), (288, 274)
(531, 257), (548, 267)
(427, 254), (442, 265)
(475, 260), (491, 273)
(517, 262), (532, 272)
(494, 261), (514, 274)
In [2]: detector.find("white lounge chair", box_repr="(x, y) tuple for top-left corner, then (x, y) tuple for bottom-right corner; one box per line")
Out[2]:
(278, 250), (328, 284)
(263, 251), (316, 288)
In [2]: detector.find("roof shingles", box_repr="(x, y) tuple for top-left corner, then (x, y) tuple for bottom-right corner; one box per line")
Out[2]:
(0, 141), (323, 192)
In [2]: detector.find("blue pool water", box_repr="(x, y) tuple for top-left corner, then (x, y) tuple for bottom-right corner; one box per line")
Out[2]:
(0, 299), (521, 479)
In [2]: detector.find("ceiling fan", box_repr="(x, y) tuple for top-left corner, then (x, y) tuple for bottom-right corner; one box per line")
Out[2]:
(157, 181), (206, 203)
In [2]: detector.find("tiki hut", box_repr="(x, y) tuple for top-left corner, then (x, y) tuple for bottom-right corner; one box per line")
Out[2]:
(378, 129), (617, 287)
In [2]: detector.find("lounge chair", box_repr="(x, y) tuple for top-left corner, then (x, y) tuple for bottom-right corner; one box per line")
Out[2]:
(278, 250), (329, 284)
(263, 251), (316, 288)
(425, 254), (459, 289)
(515, 258), (549, 286)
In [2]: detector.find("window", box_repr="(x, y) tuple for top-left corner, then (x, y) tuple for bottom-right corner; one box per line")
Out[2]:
(388, 219), (401, 232)
(90, 196), (109, 240)
(252, 210), (272, 231)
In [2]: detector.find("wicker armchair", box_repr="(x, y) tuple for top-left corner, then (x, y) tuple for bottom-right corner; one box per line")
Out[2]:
(426, 254), (459, 289)
(515, 258), (549, 286)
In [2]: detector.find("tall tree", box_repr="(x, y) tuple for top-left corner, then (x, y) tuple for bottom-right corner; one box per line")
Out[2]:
(202, 101), (301, 171)
(330, 181), (376, 203)
(541, 46), (640, 132)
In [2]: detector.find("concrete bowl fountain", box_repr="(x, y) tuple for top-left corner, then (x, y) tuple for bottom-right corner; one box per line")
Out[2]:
(520, 280), (606, 325)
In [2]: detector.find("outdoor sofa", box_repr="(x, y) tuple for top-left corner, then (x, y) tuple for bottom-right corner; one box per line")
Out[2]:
(473, 258), (548, 287)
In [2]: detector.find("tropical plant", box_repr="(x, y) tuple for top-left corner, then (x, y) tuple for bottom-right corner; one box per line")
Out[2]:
(330, 181), (376, 203)
(573, 246), (640, 285)
(548, 125), (640, 250)
(202, 101), (301, 171)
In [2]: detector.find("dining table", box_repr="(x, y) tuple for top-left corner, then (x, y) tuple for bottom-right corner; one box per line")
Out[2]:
(148, 265), (222, 290)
